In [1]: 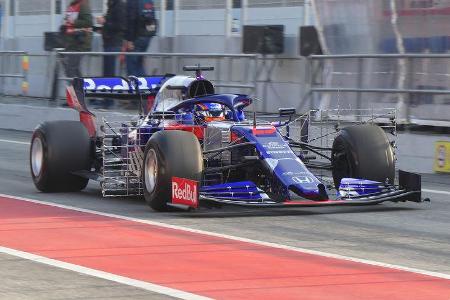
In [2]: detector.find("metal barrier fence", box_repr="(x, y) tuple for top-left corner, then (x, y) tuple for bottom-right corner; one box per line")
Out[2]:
(53, 51), (258, 99)
(305, 54), (450, 126)
(0, 51), (29, 95)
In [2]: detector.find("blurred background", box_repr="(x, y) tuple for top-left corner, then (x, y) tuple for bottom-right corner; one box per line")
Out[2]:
(0, 0), (449, 124)
(0, 0), (450, 172)
(0, 0), (449, 174)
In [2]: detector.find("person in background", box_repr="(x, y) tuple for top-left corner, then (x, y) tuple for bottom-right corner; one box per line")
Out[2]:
(97, 0), (126, 77)
(125, 0), (157, 76)
(96, 0), (126, 108)
(61, 0), (93, 78)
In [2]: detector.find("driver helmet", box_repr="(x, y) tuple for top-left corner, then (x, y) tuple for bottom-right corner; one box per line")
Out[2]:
(195, 103), (226, 122)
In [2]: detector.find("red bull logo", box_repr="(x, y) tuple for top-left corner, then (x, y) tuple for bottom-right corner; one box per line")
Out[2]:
(172, 177), (198, 208)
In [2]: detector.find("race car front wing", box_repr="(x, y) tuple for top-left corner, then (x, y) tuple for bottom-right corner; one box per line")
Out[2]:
(198, 170), (429, 208)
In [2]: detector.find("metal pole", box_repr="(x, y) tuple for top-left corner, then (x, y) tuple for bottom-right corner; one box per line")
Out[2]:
(160, 0), (166, 37)
(0, 54), (4, 94)
(50, 50), (61, 103)
(356, 58), (363, 115)
(216, 57), (221, 93)
(389, 0), (407, 123)
(61, 0), (66, 14)
(303, 0), (311, 26)
(307, 57), (314, 110)
(301, 56), (312, 111)
(3, 0), (10, 39)
(2, 0), (11, 38)
(242, 0), (248, 26)
(173, 0), (179, 36)
(12, 0), (17, 38)
(225, 0), (232, 38)
(50, 0), (56, 31)
(252, 56), (258, 98)
(405, 57), (413, 124)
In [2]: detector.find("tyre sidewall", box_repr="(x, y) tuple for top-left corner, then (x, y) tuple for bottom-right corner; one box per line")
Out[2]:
(142, 130), (203, 211)
(332, 125), (395, 189)
(30, 121), (91, 192)
(30, 129), (51, 190)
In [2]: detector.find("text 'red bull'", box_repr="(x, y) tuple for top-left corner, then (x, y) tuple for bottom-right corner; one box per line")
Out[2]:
(171, 177), (199, 208)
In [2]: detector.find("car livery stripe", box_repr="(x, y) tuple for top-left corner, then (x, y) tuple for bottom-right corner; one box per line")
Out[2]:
(0, 195), (449, 300)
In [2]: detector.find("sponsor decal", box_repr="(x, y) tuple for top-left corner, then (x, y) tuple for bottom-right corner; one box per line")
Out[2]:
(438, 145), (445, 168)
(264, 141), (288, 150)
(252, 127), (276, 136)
(339, 187), (360, 198)
(84, 78), (130, 91)
(264, 158), (279, 170)
(434, 141), (450, 173)
(292, 176), (314, 184)
(267, 150), (291, 155)
(83, 78), (159, 92)
(172, 177), (199, 208)
(282, 171), (308, 176)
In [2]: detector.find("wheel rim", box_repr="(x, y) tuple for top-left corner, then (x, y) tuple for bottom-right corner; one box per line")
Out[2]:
(144, 149), (158, 194)
(31, 137), (44, 177)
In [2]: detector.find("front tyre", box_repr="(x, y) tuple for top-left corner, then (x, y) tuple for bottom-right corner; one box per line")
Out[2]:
(331, 124), (395, 189)
(30, 121), (92, 192)
(142, 130), (203, 211)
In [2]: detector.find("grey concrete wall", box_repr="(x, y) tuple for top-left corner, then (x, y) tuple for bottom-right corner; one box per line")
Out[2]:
(396, 132), (448, 174)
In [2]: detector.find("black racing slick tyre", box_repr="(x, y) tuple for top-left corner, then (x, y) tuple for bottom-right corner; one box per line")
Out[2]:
(331, 124), (395, 189)
(142, 130), (203, 212)
(30, 121), (92, 192)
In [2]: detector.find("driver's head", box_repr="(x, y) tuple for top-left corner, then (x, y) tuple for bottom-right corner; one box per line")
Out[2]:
(195, 103), (225, 122)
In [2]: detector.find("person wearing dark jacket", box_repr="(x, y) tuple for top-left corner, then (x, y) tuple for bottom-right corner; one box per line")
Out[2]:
(125, 0), (156, 76)
(62, 0), (93, 78)
(97, 0), (126, 77)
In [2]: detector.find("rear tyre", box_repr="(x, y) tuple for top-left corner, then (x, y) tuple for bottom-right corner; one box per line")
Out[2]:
(331, 124), (395, 189)
(30, 121), (92, 192)
(142, 130), (203, 211)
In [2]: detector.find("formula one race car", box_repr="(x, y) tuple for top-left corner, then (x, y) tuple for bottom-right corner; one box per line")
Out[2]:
(30, 66), (428, 211)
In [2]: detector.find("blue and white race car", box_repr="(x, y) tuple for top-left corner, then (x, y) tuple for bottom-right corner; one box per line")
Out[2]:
(30, 66), (428, 211)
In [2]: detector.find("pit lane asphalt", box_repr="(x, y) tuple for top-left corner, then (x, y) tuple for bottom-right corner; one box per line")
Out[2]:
(0, 128), (449, 279)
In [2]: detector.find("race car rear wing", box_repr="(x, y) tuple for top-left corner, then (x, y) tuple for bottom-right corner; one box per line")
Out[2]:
(67, 75), (173, 137)
(74, 75), (173, 98)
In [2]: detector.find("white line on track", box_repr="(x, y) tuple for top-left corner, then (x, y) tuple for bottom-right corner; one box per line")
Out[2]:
(0, 246), (210, 300)
(1, 193), (450, 282)
(423, 189), (450, 196)
(0, 139), (30, 145)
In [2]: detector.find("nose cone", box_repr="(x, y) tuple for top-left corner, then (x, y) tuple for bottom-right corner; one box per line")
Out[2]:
(289, 182), (329, 200)
(273, 159), (329, 200)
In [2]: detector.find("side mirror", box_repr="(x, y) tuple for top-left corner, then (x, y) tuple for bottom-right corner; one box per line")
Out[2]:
(279, 107), (296, 117)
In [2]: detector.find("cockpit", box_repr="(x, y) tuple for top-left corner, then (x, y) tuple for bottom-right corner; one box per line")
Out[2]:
(149, 74), (251, 124)
(153, 76), (215, 112)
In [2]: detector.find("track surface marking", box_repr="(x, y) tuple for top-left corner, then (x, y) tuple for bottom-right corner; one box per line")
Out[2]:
(0, 246), (209, 300)
(0, 138), (30, 145)
(0, 195), (449, 300)
(423, 188), (450, 196)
